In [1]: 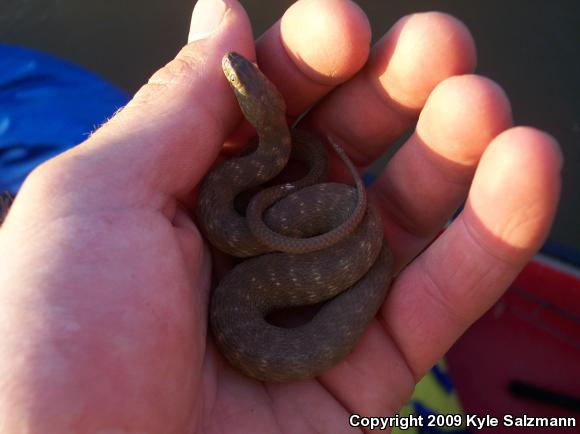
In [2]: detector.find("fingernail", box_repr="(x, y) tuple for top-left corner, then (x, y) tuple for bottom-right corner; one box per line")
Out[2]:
(188, 0), (227, 42)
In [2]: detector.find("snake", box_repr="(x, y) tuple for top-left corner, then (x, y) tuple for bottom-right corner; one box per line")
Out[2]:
(197, 52), (395, 382)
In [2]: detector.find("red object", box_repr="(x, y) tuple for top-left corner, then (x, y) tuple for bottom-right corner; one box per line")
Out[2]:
(447, 256), (580, 433)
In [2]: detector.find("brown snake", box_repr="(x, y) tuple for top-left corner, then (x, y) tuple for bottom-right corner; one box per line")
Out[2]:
(197, 52), (394, 382)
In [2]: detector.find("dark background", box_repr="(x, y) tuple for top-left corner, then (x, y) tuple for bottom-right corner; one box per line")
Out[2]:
(1, 0), (578, 251)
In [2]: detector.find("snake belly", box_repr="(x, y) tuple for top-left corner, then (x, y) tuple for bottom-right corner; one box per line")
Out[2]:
(196, 52), (394, 382)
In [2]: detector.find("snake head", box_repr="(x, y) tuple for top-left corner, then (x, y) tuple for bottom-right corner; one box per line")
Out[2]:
(222, 52), (287, 129)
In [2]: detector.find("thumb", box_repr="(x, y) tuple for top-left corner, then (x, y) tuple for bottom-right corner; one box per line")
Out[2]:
(61, 0), (253, 202)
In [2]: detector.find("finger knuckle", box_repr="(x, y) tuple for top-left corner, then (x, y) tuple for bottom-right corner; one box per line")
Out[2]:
(150, 53), (205, 88)
(130, 52), (206, 108)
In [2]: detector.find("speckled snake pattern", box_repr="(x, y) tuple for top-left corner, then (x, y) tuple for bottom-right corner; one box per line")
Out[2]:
(196, 52), (394, 382)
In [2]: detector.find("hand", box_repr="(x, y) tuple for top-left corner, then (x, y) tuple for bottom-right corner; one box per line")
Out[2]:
(0, 0), (561, 432)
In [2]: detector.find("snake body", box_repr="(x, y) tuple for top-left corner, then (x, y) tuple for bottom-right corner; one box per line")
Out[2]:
(196, 52), (394, 382)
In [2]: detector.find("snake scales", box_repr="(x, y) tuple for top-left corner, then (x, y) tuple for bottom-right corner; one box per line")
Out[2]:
(196, 52), (394, 382)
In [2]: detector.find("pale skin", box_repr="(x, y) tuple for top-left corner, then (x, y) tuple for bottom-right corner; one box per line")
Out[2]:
(0, 0), (562, 433)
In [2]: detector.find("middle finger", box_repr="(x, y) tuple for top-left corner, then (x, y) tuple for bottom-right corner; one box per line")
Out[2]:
(305, 12), (513, 266)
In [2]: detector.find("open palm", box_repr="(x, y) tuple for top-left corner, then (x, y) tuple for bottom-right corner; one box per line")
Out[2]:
(0, 0), (561, 433)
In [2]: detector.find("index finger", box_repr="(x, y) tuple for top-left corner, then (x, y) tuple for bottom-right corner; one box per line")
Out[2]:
(225, 0), (372, 151)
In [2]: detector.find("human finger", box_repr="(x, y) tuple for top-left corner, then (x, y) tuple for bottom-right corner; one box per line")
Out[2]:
(372, 75), (512, 267)
(381, 127), (562, 378)
(305, 12), (477, 166)
(320, 127), (561, 419)
(29, 0), (254, 216)
(257, 0), (371, 116)
(225, 0), (372, 151)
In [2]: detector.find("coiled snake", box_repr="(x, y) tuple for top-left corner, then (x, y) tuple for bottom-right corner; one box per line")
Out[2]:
(197, 52), (394, 382)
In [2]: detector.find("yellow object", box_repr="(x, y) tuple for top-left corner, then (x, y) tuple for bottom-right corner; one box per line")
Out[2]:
(393, 360), (466, 434)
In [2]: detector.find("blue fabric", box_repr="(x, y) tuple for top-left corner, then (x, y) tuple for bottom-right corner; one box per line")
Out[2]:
(0, 44), (129, 193)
